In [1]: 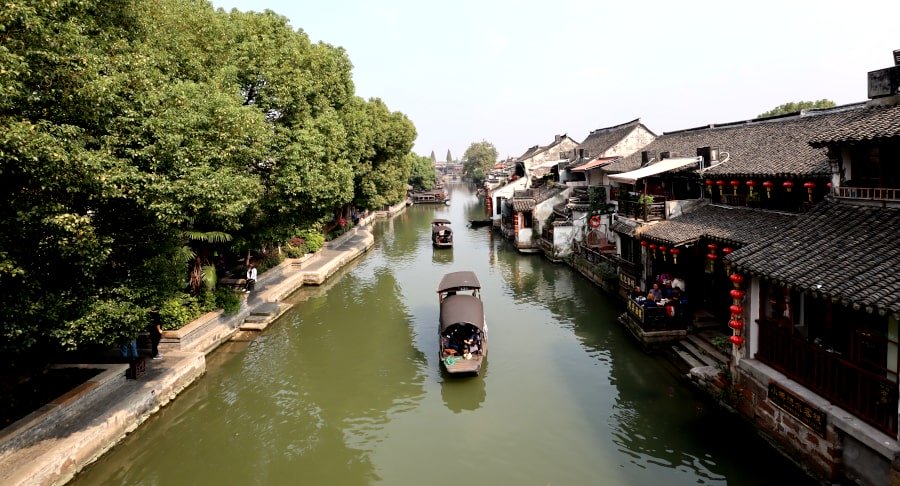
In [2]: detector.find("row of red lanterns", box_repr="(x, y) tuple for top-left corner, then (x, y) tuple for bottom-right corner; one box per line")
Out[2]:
(729, 273), (745, 347)
(639, 241), (681, 263)
(705, 179), (831, 201)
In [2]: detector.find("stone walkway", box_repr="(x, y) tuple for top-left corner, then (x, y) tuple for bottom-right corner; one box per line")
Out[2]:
(0, 219), (386, 486)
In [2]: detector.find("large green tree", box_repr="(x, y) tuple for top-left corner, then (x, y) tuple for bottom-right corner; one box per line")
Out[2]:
(463, 141), (498, 183)
(445, 149), (452, 163)
(409, 154), (437, 190)
(757, 99), (836, 118)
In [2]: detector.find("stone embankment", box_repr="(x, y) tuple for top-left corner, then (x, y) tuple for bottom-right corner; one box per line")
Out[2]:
(0, 201), (406, 486)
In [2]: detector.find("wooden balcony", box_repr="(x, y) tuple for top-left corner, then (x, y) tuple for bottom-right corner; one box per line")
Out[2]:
(837, 186), (900, 202)
(756, 319), (898, 436)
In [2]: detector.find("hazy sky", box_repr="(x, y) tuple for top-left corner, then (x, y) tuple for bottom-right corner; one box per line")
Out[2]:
(210, 0), (898, 160)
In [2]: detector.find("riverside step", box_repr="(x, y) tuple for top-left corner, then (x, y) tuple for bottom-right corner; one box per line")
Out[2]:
(687, 333), (730, 363)
(679, 339), (719, 367)
(672, 347), (705, 370)
(250, 302), (281, 316)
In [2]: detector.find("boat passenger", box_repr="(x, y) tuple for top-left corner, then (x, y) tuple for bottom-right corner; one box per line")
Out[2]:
(643, 293), (659, 308)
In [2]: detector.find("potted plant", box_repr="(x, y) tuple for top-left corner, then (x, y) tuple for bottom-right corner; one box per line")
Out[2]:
(637, 194), (655, 220)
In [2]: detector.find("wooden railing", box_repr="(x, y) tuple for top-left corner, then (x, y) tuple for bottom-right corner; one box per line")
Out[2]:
(616, 199), (666, 221)
(837, 186), (900, 202)
(756, 319), (898, 436)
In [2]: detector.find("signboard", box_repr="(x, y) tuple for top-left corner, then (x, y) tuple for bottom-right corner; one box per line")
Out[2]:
(767, 382), (826, 436)
(868, 66), (900, 98)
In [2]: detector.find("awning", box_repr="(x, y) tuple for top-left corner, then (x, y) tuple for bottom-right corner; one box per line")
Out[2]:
(570, 157), (616, 172)
(608, 157), (701, 185)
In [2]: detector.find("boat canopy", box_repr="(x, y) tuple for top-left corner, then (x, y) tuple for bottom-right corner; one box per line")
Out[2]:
(432, 224), (452, 234)
(437, 271), (481, 293)
(432, 218), (451, 225)
(439, 295), (485, 332)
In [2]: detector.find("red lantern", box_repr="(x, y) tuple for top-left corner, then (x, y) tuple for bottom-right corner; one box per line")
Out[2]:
(826, 182), (833, 189)
(728, 319), (744, 330)
(762, 180), (774, 198)
(804, 181), (815, 202)
(659, 245), (667, 253)
(705, 179), (713, 187)
(649, 244), (657, 251)
(730, 289), (745, 300)
(729, 273), (744, 286)
(640, 240), (648, 247)
(722, 247), (733, 255)
(729, 335), (745, 346)
(730, 179), (740, 196)
(670, 247), (680, 264)
(783, 180), (794, 192)
(707, 243), (717, 252)
(716, 180), (725, 187)
(730, 304), (743, 315)
(746, 180), (756, 196)
(706, 252), (717, 260)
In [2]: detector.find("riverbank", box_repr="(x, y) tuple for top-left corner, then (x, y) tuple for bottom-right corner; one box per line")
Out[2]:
(0, 201), (407, 486)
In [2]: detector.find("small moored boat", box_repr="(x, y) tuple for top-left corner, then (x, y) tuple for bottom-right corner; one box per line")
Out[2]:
(431, 219), (453, 248)
(468, 218), (492, 228)
(438, 271), (488, 375)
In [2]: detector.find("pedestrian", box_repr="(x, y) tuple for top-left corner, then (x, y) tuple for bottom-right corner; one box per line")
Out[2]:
(149, 319), (163, 360)
(245, 263), (257, 293)
(120, 337), (138, 361)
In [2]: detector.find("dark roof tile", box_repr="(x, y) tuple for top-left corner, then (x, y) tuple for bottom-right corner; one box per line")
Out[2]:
(809, 103), (900, 146)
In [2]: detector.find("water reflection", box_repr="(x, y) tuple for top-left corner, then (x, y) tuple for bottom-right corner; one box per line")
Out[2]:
(439, 361), (488, 413)
(431, 247), (453, 265)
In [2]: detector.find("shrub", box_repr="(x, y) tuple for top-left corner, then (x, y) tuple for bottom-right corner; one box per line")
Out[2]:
(158, 293), (202, 330)
(256, 252), (283, 273)
(284, 242), (308, 258)
(298, 230), (324, 253)
(214, 287), (242, 315)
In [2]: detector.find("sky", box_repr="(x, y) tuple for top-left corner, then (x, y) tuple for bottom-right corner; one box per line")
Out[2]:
(209, 0), (899, 161)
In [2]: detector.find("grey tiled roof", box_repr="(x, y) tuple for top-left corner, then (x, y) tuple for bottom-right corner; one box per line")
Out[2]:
(603, 104), (866, 178)
(577, 119), (651, 157)
(512, 198), (535, 212)
(637, 204), (797, 247)
(728, 200), (900, 317)
(808, 103), (900, 147)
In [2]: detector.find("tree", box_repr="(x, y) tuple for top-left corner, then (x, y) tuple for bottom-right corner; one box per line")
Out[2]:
(409, 154), (436, 190)
(462, 141), (498, 183)
(757, 99), (836, 118)
(446, 149), (453, 163)
(430, 151), (436, 163)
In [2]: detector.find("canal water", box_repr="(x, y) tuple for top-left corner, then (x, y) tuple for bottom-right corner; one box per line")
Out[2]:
(74, 183), (815, 485)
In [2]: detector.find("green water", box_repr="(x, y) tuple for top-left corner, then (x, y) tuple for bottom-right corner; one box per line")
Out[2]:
(73, 183), (815, 485)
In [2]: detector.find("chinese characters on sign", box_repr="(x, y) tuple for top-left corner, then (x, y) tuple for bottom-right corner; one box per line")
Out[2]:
(767, 382), (826, 436)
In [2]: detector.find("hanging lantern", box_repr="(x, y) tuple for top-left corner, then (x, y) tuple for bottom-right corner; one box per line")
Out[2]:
(729, 335), (745, 346)
(729, 273), (745, 287)
(730, 304), (743, 316)
(670, 247), (680, 264)
(730, 289), (745, 300)
(707, 243), (717, 252)
(730, 179), (740, 195)
(659, 245), (667, 261)
(804, 181), (815, 202)
(783, 180), (794, 193)
(722, 247), (733, 255)
(640, 240), (648, 247)
(705, 179), (714, 196)
(763, 180), (774, 198)
(706, 252), (717, 260)
(746, 180), (756, 198)
(826, 181), (833, 190)
(728, 319), (744, 330)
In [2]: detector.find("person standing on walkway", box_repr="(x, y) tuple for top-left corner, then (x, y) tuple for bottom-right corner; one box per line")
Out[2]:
(149, 318), (163, 360)
(245, 263), (257, 293)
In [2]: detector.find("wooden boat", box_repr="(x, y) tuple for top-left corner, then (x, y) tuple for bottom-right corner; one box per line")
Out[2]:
(437, 271), (488, 375)
(468, 218), (492, 228)
(409, 188), (449, 204)
(431, 219), (453, 248)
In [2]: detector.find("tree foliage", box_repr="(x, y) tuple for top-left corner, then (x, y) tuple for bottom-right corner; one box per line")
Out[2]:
(757, 99), (836, 118)
(0, 0), (418, 367)
(463, 141), (498, 182)
(446, 149), (453, 163)
(409, 154), (437, 190)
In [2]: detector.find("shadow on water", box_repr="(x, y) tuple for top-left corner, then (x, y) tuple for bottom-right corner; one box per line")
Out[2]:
(439, 360), (488, 413)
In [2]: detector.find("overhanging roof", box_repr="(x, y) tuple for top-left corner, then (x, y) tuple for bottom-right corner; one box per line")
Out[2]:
(571, 157), (617, 172)
(608, 157), (701, 184)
